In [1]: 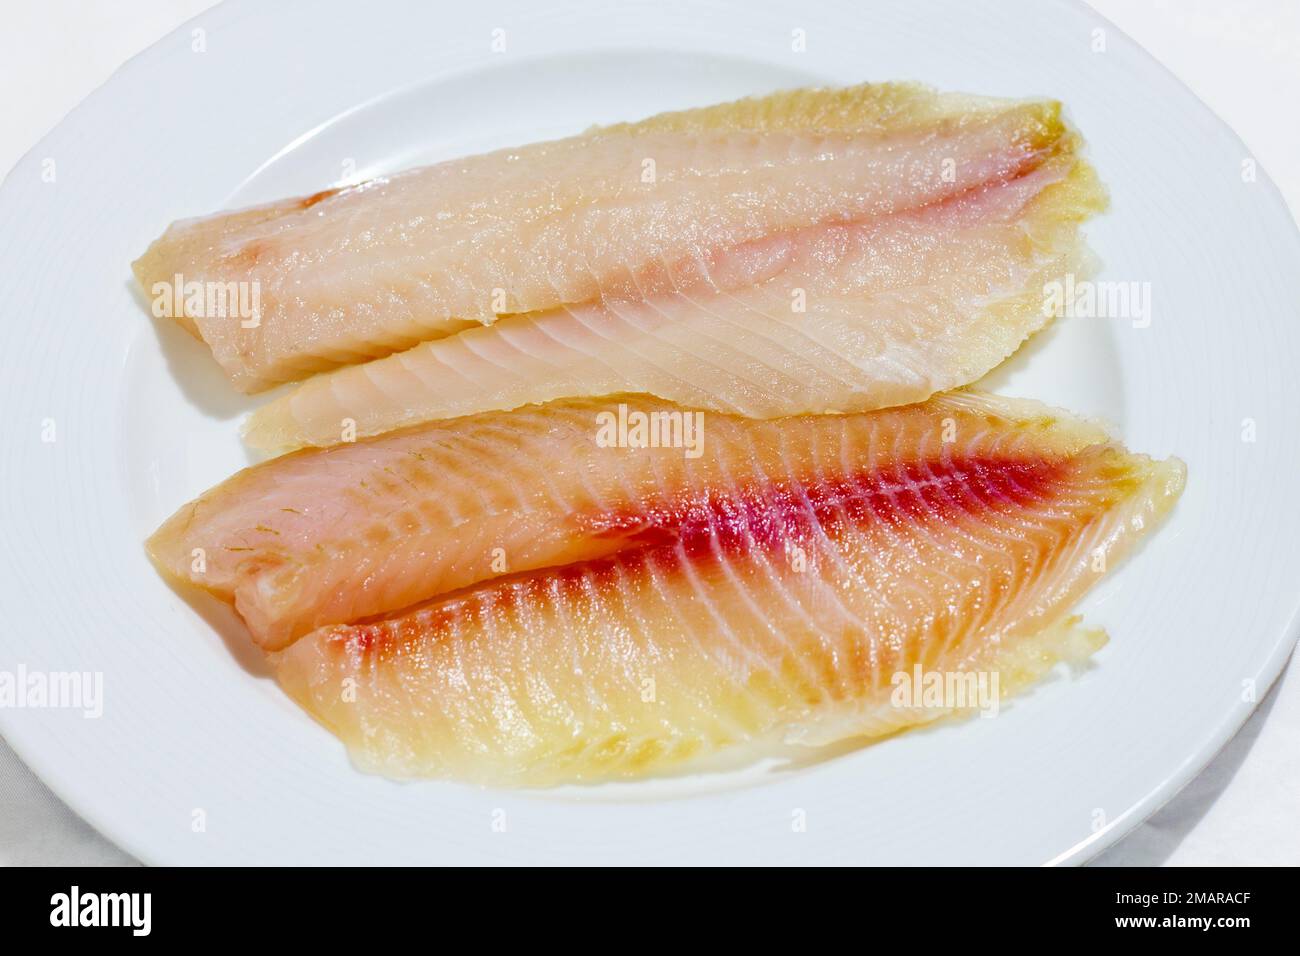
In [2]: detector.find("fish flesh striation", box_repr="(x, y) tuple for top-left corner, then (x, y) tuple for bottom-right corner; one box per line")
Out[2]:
(245, 152), (1104, 451)
(134, 84), (1076, 394)
(154, 397), (757, 649)
(138, 84), (1174, 789)
(270, 392), (1184, 784)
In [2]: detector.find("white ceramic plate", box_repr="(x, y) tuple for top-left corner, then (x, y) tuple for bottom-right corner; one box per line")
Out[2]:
(2, 0), (1298, 865)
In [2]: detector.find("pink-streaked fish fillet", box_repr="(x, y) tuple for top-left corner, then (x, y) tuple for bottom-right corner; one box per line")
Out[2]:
(156, 396), (783, 649)
(245, 151), (1104, 451)
(272, 392), (1184, 785)
(134, 84), (1076, 393)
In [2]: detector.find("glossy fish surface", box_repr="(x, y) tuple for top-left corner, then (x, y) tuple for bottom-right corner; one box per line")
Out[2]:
(245, 155), (1105, 451)
(135, 84), (1084, 394)
(272, 393), (1183, 785)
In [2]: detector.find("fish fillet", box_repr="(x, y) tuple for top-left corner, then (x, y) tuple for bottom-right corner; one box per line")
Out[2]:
(134, 83), (1075, 393)
(272, 393), (1184, 785)
(245, 152), (1105, 451)
(156, 396), (788, 649)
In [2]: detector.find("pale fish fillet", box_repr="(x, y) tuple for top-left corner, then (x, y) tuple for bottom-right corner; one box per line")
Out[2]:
(134, 84), (1072, 392)
(246, 152), (1105, 452)
(273, 393), (1185, 785)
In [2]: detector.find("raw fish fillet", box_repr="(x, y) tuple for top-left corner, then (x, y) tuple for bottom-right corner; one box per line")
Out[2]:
(273, 393), (1184, 785)
(246, 153), (1104, 451)
(156, 396), (806, 649)
(134, 84), (1077, 393)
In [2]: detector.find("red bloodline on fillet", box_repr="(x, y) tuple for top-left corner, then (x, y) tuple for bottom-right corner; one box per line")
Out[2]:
(334, 452), (1074, 657)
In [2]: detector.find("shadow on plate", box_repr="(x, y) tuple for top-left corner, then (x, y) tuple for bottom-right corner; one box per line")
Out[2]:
(151, 567), (272, 680)
(125, 279), (266, 422)
(1089, 663), (1288, 866)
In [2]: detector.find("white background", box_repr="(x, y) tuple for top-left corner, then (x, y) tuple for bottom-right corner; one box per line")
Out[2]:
(0, 0), (1296, 866)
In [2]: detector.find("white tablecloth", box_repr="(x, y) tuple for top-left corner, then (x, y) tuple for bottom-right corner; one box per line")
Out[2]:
(1, 0), (1296, 866)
